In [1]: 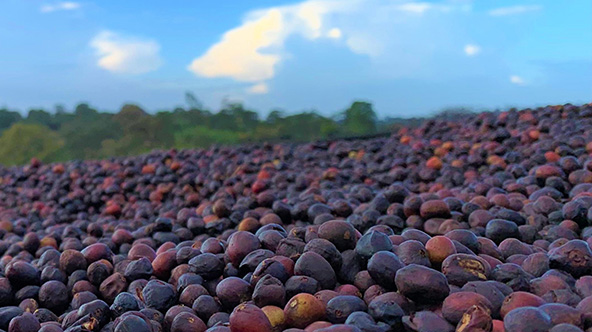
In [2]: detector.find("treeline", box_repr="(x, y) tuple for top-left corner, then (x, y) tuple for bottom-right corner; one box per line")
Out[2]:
(0, 98), (424, 166)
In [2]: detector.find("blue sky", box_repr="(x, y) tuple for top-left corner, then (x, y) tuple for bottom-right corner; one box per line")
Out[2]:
(0, 0), (590, 117)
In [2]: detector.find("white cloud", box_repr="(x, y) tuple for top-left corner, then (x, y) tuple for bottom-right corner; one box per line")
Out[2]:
(187, 1), (355, 83)
(394, 3), (435, 14)
(464, 44), (480, 56)
(346, 35), (384, 57)
(327, 28), (342, 39)
(188, 0), (470, 88)
(488, 5), (542, 17)
(40, 2), (81, 13)
(247, 82), (269, 94)
(392, 2), (457, 14)
(510, 75), (526, 85)
(187, 9), (284, 82)
(90, 31), (163, 74)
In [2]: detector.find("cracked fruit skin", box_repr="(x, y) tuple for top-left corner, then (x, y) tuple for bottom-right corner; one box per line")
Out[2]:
(441, 254), (491, 286)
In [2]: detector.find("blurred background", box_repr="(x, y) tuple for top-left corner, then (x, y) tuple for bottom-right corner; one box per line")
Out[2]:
(0, 0), (590, 165)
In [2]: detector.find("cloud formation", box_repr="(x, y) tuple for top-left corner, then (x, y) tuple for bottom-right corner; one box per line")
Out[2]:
(327, 28), (342, 39)
(188, 9), (283, 82)
(188, 0), (465, 88)
(510, 75), (525, 85)
(90, 31), (163, 74)
(188, 1), (354, 83)
(40, 2), (81, 13)
(464, 44), (480, 56)
(395, 3), (438, 14)
(488, 5), (542, 17)
(247, 83), (269, 94)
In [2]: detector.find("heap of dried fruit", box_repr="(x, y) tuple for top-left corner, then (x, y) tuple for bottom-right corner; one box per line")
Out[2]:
(0, 103), (590, 331)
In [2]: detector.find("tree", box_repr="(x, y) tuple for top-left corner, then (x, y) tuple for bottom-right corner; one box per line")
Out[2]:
(104, 104), (172, 157)
(211, 103), (259, 132)
(59, 106), (120, 160)
(0, 123), (64, 165)
(174, 126), (240, 148)
(0, 99), (389, 165)
(266, 110), (284, 124)
(341, 101), (377, 135)
(0, 109), (22, 132)
(26, 109), (58, 129)
(113, 104), (148, 128)
(74, 103), (99, 118)
(185, 92), (203, 110)
(277, 112), (336, 141)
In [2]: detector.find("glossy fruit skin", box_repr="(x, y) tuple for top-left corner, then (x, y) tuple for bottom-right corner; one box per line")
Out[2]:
(325, 295), (367, 324)
(141, 280), (177, 312)
(110, 292), (141, 317)
(395, 240), (431, 267)
(395, 264), (449, 304)
(367, 251), (404, 290)
(344, 311), (389, 332)
(549, 324), (585, 332)
(253, 275), (286, 307)
(192, 295), (222, 321)
(500, 292), (546, 318)
(314, 325), (362, 332)
(114, 314), (152, 332)
(367, 293), (405, 327)
(402, 310), (454, 332)
(260, 305), (285, 332)
(6, 261), (39, 289)
(539, 303), (582, 327)
(225, 231), (261, 268)
(8, 312), (41, 332)
(189, 253), (224, 280)
(355, 231), (393, 262)
(503, 307), (553, 332)
(59, 250), (88, 275)
(294, 252), (336, 290)
(39, 281), (69, 314)
(283, 293), (326, 329)
(230, 303), (273, 332)
(124, 258), (153, 281)
(318, 221), (357, 251)
(285, 276), (320, 299)
(485, 219), (520, 244)
(251, 258), (290, 286)
(215, 277), (252, 310)
(170, 312), (207, 332)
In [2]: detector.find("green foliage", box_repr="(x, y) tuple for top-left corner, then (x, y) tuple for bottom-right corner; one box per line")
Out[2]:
(174, 125), (241, 148)
(0, 123), (64, 165)
(341, 101), (377, 135)
(25, 109), (58, 129)
(59, 106), (121, 160)
(101, 106), (172, 157)
(0, 109), (22, 132)
(0, 100), (426, 165)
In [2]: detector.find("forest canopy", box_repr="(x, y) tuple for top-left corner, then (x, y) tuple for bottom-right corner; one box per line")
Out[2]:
(0, 98), (424, 166)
